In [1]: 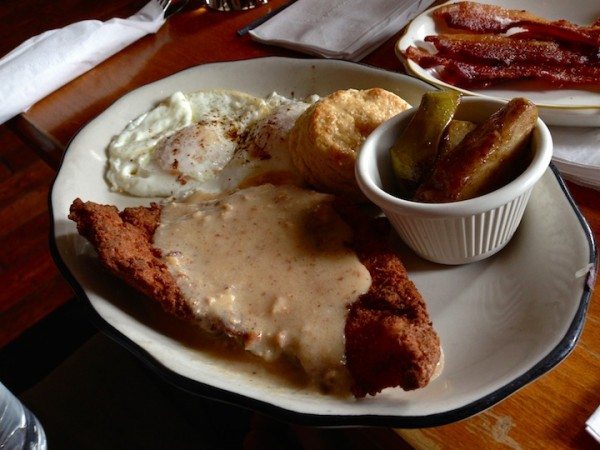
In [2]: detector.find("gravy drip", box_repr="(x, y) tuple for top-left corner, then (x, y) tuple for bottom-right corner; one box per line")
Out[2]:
(153, 184), (372, 391)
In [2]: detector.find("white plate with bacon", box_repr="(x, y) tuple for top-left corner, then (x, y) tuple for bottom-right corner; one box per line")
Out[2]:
(396, 0), (600, 127)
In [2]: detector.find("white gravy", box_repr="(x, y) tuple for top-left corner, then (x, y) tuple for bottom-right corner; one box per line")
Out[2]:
(153, 184), (372, 391)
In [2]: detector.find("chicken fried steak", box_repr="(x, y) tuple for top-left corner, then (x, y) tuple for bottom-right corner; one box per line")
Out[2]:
(69, 190), (440, 398)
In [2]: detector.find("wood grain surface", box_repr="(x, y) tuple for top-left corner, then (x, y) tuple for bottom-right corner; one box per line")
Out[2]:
(1, 0), (598, 448)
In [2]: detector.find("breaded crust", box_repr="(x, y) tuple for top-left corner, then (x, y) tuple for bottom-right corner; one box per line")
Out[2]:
(338, 204), (440, 397)
(69, 199), (192, 319)
(288, 88), (411, 198)
(69, 198), (439, 397)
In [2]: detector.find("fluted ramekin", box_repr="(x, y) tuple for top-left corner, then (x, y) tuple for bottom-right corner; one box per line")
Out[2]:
(356, 97), (553, 265)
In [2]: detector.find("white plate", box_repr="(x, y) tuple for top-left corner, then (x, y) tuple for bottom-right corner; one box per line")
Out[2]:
(50, 57), (595, 427)
(396, 0), (600, 127)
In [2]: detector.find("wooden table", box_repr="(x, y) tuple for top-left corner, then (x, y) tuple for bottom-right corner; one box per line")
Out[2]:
(2, 0), (599, 448)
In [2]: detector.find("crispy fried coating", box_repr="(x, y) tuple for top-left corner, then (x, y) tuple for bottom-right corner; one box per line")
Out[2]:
(69, 198), (440, 397)
(69, 199), (192, 319)
(338, 204), (440, 397)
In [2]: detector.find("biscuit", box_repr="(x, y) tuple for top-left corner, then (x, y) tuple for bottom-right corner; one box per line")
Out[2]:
(288, 88), (410, 197)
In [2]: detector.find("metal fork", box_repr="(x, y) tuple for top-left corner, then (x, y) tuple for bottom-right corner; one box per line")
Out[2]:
(156, 0), (190, 18)
(156, 0), (172, 16)
(138, 0), (188, 21)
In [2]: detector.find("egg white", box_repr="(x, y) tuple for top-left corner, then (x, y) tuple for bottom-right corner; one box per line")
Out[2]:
(106, 90), (268, 197)
(106, 90), (318, 198)
(213, 93), (320, 192)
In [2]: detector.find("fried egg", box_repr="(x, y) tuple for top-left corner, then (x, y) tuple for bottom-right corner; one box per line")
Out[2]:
(106, 90), (318, 198)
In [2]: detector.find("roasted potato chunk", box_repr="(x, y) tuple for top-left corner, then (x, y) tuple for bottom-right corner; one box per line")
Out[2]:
(414, 98), (537, 203)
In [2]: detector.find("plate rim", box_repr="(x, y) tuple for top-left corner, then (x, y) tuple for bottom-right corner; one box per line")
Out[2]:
(48, 57), (597, 428)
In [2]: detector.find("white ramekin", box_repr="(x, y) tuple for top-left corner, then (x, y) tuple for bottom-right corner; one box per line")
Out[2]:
(356, 97), (553, 265)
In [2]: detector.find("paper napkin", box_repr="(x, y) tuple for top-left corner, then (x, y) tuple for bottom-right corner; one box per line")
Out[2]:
(551, 126), (600, 189)
(249, 0), (436, 61)
(0, 1), (166, 125)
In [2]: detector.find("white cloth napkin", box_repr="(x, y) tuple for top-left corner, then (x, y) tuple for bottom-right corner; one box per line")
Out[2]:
(0, 1), (166, 125)
(249, 0), (436, 61)
(551, 126), (600, 189)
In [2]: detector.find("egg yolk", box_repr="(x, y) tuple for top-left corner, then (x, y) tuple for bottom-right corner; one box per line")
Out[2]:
(153, 122), (238, 181)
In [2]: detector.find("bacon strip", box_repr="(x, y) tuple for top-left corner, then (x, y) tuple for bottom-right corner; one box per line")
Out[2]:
(425, 34), (592, 66)
(433, 2), (600, 47)
(405, 46), (600, 88)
